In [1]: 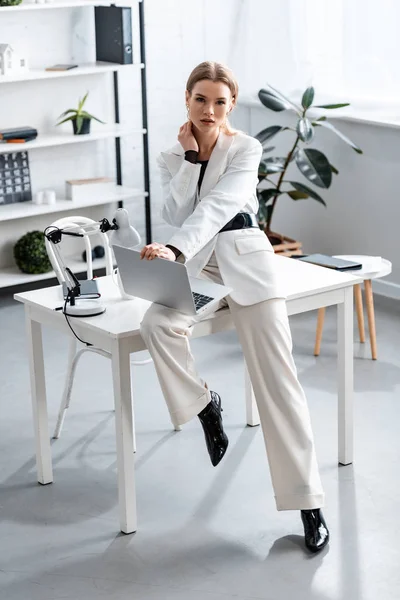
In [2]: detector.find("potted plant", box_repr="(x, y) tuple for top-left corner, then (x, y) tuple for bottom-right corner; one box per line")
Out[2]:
(255, 84), (363, 255)
(56, 92), (105, 135)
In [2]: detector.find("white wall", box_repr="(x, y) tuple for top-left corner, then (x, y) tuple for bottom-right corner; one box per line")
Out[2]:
(232, 103), (400, 295)
(1, 0), (398, 296)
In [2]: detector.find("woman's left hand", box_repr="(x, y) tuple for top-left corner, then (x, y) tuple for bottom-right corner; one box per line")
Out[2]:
(140, 243), (176, 261)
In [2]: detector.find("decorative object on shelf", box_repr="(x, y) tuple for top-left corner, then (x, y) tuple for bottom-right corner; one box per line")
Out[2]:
(255, 84), (363, 256)
(34, 188), (56, 205)
(0, 151), (31, 205)
(56, 91), (105, 135)
(65, 176), (115, 201)
(0, 0), (22, 5)
(14, 230), (52, 274)
(0, 43), (28, 75)
(82, 244), (105, 263)
(95, 5), (133, 65)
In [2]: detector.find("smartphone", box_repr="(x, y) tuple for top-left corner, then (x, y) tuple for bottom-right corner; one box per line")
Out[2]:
(62, 279), (100, 300)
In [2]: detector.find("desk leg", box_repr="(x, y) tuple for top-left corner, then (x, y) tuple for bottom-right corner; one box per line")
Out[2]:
(337, 287), (354, 465)
(245, 362), (260, 426)
(111, 338), (137, 534)
(25, 311), (53, 485)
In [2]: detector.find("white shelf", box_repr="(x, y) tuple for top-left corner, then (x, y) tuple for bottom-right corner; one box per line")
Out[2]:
(0, 186), (147, 222)
(0, 255), (110, 289)
(0, 125), (145, 154)
(0, 62), (143, 84)
(0, 1), (137, 12)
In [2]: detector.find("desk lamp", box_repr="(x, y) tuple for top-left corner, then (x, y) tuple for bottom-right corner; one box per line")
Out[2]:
(44, 208), (141, 316)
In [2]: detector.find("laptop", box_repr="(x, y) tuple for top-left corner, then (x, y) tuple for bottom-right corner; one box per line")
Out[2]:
(112, 245), (232, 316)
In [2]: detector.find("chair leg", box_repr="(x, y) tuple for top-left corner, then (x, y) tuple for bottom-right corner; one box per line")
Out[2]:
(354, 284), (365, 343)
(314, 307), (326, 356)
(53, 339), (78, 439)
(364, 279), (377, 360)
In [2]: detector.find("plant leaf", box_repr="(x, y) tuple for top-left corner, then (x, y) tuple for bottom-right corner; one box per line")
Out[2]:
(286, 181), (327, 206)
(314, 120), (363, 154)
(254, 125), (283, 144)
(314, 103), (350, 109)
(56, 115), (76, 126)
(330, 163), (339, 175)
(262, 146), (275, 156)
(301, 87), (315, 109)
(261, 157), (286, 173)
(76, 115), (83, 133)
(287, 190), (309, 200)
(296, 117), (314, 142)
(258, 89), (289, 112)
(264, 83), (302, 114)
(78, 91), (89, 112)
(295, 148), (332, 189)
(79, 111), (105, 123)
(58, 109), (77, 118)
(259, 188), (282, 203)
(257, 202), (273, 225)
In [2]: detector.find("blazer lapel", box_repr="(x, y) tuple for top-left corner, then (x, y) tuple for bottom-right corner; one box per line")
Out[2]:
(160, 131), (234, 194)
(199, 131), (233, 200)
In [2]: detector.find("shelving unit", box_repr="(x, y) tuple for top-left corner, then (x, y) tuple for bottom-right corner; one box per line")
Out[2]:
(0, 186), (148, 221)
(0, 1), (132, 12)
(0, 0), (152, 289)
(0, 61), (144, 84)
(0, 125), (145, 154)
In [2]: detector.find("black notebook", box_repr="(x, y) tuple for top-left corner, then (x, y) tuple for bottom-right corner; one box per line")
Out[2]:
(293, 254), (362, 271)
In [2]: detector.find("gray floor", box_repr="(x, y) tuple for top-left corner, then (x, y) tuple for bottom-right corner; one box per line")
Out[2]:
(1, 291), (399, 600)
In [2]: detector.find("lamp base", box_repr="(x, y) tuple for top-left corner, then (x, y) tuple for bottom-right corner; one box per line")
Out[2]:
(64, 299), (106, 317)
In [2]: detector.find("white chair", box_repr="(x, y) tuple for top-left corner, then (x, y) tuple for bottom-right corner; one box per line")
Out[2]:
(45, 215), (151, 441)
(314, 255), (392, 360)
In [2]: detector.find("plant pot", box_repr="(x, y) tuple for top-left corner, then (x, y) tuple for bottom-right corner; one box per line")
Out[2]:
(72, 118), (91, 135)
(266, 229), (303, 257)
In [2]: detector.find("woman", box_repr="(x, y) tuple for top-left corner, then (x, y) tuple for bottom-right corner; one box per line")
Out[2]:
(140, 61), (329, 554)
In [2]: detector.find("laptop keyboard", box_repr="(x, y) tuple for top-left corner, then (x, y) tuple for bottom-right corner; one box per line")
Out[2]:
(192, 292), (214, 311)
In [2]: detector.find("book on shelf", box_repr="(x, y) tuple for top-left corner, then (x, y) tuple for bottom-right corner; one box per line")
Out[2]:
(0, 127), (38, 141)
(45, 64), (78, 72)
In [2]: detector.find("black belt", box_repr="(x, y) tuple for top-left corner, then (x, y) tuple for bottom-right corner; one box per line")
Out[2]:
(219, 212), (259, 233)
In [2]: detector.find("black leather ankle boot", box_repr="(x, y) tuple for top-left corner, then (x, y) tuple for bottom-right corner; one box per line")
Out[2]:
(198, 391), (229, 467)
(301, 509), (330, 553)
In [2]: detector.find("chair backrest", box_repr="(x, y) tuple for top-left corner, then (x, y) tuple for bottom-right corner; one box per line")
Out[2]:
(45, 215), (114, 284)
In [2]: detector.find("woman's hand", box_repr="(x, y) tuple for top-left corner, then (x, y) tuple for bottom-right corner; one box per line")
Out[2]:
(140, 243), (176, 261)
(178, 121), (199, 152)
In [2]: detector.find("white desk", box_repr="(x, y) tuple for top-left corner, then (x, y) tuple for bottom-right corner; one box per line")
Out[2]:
(14, 255), (362, 534)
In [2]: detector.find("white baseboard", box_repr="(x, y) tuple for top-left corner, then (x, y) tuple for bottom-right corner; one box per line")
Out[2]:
(372, 278), (400, 300)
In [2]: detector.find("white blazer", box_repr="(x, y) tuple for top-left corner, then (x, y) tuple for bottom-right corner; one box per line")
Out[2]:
(158, 130), (286, 305)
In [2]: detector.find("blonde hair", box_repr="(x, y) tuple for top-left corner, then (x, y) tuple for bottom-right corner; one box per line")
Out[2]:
(186, 61), (238, 136)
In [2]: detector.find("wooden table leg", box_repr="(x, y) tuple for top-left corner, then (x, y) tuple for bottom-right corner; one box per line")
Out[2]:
(25, 310), (53, 485)
(337, 287), (354, 465)
(364, 279), (377, 360)
(111, 337), (137, 534)
(314, 307), (326, 356)
(354, 284), (365, 343)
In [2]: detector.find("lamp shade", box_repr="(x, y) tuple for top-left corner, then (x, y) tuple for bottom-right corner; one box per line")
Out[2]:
(109, 208), (141, 248)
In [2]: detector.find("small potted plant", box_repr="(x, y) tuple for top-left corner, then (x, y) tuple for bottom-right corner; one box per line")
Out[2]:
(56, 92), (105, 135)
(255, 84), (363, 255)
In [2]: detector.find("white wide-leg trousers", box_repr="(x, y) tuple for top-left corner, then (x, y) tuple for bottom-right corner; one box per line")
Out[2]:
(140, 254), (324, 511)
